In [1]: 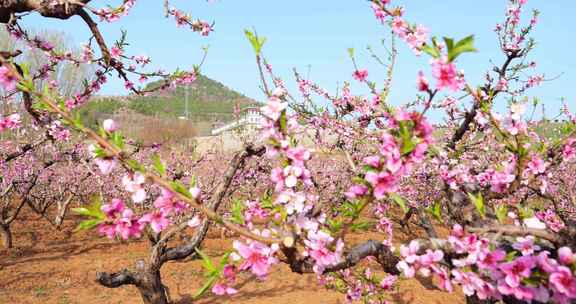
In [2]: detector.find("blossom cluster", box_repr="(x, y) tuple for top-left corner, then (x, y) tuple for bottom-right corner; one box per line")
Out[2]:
(397, 225), (576, 303)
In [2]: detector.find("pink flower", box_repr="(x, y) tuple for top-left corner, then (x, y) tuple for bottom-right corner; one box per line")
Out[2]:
(537, 251), (559, 273)
(285, 146), (311, 167)
(344, 184), (368, 199)
(211, 283), (237, 295)
(499, 256), (536, 288)
(261, 96), (287, 121)
(110, 46), (123, 59)
(304, 230), (343, 273)
(153, 188), (187, 215)
(122, 173), (147, 203)
(233, 240), (278, 277)
(124, 81), (134, 90)
(1, 113), (21, 131)
(512, 236), (540, 256)
(115, 209), (144, 239)
(405, 25), (428, 53)
(526, 155), (547, 175)
(477, 249), (505, 269)
(363, 155), (381, 168)
(99, 199), (144, 240)
(562, 139), (576, 160)
(558, 247), (575, 265)
(139, 211), (170, 233)
(391, 17), (408, 37)
(418, 249), (444, 268)
(451, 270), (479, 296)
(283, 165), (304, 188)
(365, 171), (398, 199)
(417, 71), (429, 91)
(95, 158), (117, 175)
(0, 65), (18, 91)
(496, 78), (508, 91)
(102, 119), (118, 132)
(431, 57), (463, 92)
(101, 198), (126, 218)
(549, 266), (576, 298)
(352, 69), (368, 82)
(526, 75), (543, 88)
(489, 170), (515, 193)
(400, 240), (420, 263)
(189, 186), (201, 200)
(380, 275), (397, 290)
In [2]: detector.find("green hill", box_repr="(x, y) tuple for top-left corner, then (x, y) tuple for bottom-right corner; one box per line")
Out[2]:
(76, 74), (261, 136)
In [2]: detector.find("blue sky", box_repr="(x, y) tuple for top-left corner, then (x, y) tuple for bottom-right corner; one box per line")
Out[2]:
(24, 1), (575, 119)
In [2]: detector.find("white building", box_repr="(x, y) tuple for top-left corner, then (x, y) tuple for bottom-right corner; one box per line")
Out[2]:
(210, 107), (263, 136)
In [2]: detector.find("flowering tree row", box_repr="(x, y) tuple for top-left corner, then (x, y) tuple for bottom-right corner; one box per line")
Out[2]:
(1, 0), (576, 304)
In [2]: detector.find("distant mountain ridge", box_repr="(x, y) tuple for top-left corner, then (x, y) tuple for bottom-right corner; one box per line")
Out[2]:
(76, 74), (261, 136)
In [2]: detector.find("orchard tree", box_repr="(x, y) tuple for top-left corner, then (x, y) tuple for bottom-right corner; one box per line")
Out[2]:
(1, 1), (576, 304)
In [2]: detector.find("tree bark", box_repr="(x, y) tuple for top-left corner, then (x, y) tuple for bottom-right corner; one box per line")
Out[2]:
(97, 268), (169, 304)
(0, 224), (12, 249)
(137, 270), (169, 304)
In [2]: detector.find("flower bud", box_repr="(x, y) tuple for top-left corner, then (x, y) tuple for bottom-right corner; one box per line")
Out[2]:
(103, 119), (118, 132)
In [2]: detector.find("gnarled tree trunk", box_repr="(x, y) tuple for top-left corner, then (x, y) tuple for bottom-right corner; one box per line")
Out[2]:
(97, 266), (169, 304)
(137, 270), (168, 304)
(0, 224), (12, 249)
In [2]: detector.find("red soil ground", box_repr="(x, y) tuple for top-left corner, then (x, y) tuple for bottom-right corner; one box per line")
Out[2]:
(0, 211), (464, 304)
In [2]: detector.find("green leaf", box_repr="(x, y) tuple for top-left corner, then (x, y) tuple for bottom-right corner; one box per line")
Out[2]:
(218, 252), (231, 271)
(260, 195), (274, 209)
(347, 47), (355, 59)
(152, 153), (166, 176)
(389, 193), (409, 214)
(72, 196), (104, 220)
(279, 111), (287, 133)
(244, 29), (267, 55)
(231, 200), (245, 225)
(170, 181), (191, 199)
(327, 219), (343, 233)
(421, 43), (441, 59)
(495, 204), (508, 224)
(518, 205), (534, 220)
(350, 220), (373, 232)
(446, 35), (477, 62)
(195, 248), (216, 274)
(428, 200), (443, 223)
(126, 159), (145, 172)
(467, 192), (485, 219)
(110, 132), (125, 150)
(443, 37), (454, 53)
(193, 275), (218, 299)
(74, 219), (103, 232)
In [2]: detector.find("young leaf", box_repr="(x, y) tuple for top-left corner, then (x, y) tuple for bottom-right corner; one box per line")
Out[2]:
(347, 47), (355, 59)
(428, 200), (443, 223)
(195, 248), (216, 274)
(244, 29), (266, 56)
(72, 197), (104, 220)
(421, 42), (441, 59)
(152, 153), (166, 176)
(218, 252), (232, 271)
(389, 193), (409, 214)
(467, 192), (485, 219)
(231, 200), (245, 225)
(170, 180), (192, 199)
(495, 204), (508, 224)
(193, 275), (218, 299)
(447, 35), (477, 62)
(74, 219), (103, 232)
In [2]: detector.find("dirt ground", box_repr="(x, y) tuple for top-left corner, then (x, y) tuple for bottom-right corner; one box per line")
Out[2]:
(0, 212), (464, 304)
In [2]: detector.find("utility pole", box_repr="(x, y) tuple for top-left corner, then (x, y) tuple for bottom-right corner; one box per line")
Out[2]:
(184, 85), (189, 119)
